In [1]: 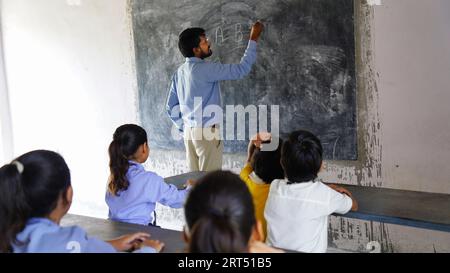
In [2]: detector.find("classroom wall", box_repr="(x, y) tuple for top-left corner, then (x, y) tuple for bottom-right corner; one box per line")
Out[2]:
(148, 0), (450, 251)
(374, 0), (450, 193)
(0, 5), (13, 164)
(328, 0), (450, 252)
(1, 0), (138, 217)
(1, 0), (449, 252)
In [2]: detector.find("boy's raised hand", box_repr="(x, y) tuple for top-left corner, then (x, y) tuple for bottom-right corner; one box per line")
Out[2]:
(251, 132), (271, 148)
(107, 232), (151, 252)
(250, 21), (264, 41)
(246, 132), (271, 163)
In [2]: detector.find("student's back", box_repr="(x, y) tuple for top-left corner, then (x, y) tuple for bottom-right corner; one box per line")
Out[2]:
(266, 179), (353, 252)
(239, 133), (284, 240)
(106, 162), (185, 225)
(264, 130), (358, 253)
(105, 124), (192, 226)
(0, 150), (162, 253)
(184, 170), (283, 253)
(14, 217), (116, 253)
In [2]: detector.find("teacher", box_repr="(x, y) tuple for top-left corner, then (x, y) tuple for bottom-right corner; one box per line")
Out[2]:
(166, 21), (263, 171)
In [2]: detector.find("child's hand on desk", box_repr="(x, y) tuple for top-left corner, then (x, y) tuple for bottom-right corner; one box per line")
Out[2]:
(327, 184), (358, 211)
(184, 179), (196, 189)
(107, 232), (150, 252)
(139, 239), (165, 253)
(327, 184), (353, 197)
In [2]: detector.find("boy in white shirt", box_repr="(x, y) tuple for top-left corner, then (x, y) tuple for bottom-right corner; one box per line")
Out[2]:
(264, 130), (358, 253)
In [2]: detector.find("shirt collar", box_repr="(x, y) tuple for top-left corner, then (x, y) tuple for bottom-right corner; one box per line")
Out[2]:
(249, 171), (265, 184)
(27, 217), (57, 226)
(128, 160), (144, 170)
(186, 57), (204, 63)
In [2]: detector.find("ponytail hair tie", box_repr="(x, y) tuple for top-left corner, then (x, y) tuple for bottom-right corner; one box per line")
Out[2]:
(12, 161), (24, 174)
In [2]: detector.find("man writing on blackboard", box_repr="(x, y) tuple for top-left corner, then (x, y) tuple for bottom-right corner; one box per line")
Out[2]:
(166, 21), (263, 172)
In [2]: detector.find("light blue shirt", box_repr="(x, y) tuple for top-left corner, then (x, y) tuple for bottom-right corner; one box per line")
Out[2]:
(105, 161), (189, 225)
(166, 40), (258, 131)
(13, 218), (156, 253)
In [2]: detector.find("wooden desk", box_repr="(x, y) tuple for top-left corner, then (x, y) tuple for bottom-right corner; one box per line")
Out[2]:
(164, 171), (450, 233)
(338, 185), (450, 232)
(61, 214), (186, 253)
(164, 171), (207, 188)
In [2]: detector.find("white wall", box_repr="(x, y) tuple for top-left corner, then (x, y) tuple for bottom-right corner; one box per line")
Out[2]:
(1, 0), (138, 217)
(374, 0), (450, 193)
(0, 3), (14, 164)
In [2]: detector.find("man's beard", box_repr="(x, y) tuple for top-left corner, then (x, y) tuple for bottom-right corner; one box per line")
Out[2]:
(200, 48), (213, 59)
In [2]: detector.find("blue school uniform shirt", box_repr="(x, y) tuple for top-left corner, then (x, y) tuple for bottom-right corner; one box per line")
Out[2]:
(13, 218), (156, 253)
(105, 161), (189, 225)
(166, 40), (258, 132)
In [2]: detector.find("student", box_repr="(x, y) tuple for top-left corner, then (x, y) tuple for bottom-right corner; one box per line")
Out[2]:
(166, 21), (263, 172)
(264, 130), (358, 253)
(239, 132), (284, 240)
(184, 170), (283, 253)
(0, 150), (163, 253)
(106, 124), (192, 226)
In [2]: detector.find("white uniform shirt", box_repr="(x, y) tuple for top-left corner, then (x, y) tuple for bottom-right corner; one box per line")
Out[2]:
(264, 179), (353, 253)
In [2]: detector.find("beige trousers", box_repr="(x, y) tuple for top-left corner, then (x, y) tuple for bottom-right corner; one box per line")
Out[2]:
(184, 126), (223, 171)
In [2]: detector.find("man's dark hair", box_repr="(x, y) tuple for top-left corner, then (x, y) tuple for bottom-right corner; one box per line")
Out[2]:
(178, 28), (205, 58)
(281, 130), (323, 183)
(251, 138), (284, 184)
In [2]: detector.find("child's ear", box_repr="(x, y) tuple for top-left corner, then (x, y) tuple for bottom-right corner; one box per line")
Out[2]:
(67, 186), (73, 204)
(193, 47), (201, 56)
(251, 220), (264, 242)
(63, 185), (73, 209)
(280, 158), (285, 170)
(182, 226), (190, 244)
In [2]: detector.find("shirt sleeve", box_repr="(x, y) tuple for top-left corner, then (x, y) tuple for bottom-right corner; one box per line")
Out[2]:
(202, 40), (257, 82)
(152, 175), (190, 209)
(327, 186), (353, 215)
(239, 163), (254, 189)
(166, 73), (184, 132)
(68, 226), (117, 253)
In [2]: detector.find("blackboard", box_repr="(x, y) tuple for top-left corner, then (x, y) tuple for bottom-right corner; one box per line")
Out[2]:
(131, 0), (357, 160)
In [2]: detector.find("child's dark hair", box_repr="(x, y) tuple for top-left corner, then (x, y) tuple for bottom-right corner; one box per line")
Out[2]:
(178, 27), (205, 58)
(184, 171), (255, 253)
(108, 124), (147, 196)
(281, 130), (323, 183)
(0, 150), (71, 253)
(251, 138), (285, 183)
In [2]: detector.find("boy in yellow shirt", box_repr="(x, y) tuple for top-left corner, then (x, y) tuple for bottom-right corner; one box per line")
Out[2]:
(239, 133), (284, 240)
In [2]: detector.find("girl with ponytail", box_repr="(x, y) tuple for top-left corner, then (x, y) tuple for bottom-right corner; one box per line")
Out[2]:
(0, 150), (163, 253)
(106, 124), (192, 226)
(183, 170), (283, 253)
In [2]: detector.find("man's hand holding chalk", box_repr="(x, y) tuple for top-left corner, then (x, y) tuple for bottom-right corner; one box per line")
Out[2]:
(250, 21), (264, 41)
